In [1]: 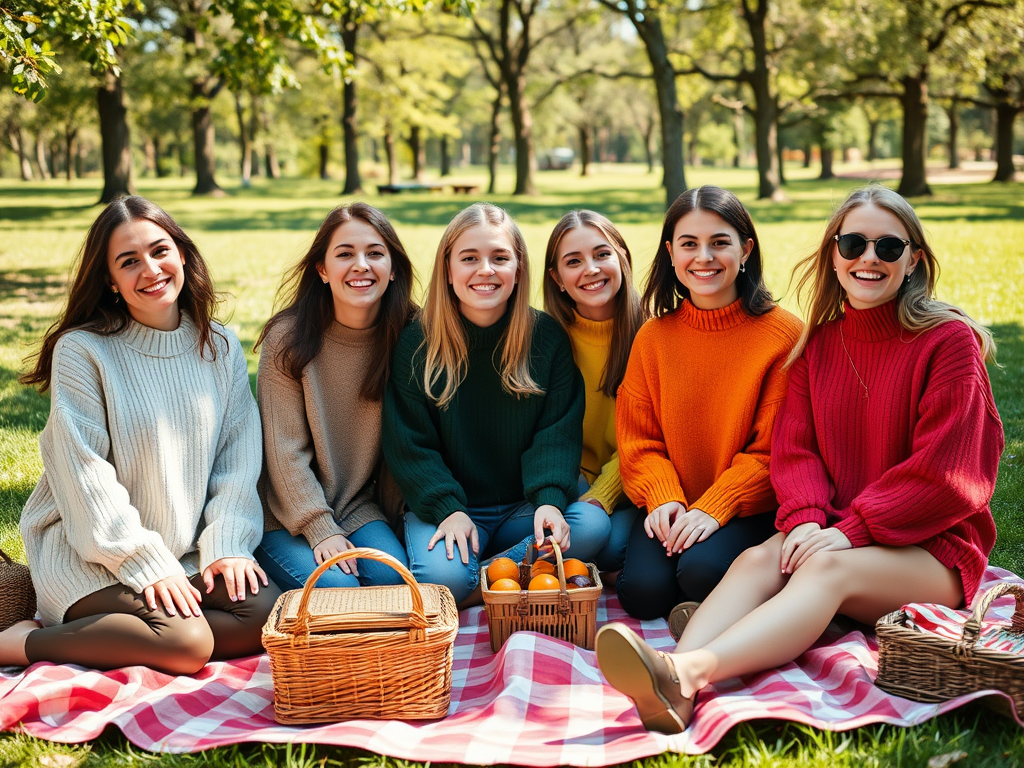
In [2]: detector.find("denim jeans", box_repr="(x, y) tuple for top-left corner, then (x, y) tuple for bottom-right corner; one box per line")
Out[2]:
(254, 520), (409, 590)
(405, 499), (611, 603)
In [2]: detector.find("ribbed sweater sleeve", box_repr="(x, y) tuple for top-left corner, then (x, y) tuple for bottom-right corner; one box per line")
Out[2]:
(257, 327), (341, 547)
(383, 325), (468, 526)
(195, 333), (264, 569)
(521, 325), (585, 512)
(582, 452), (623, 514)
(834, 329), (1003, 548)
(39, 335), (186, 593)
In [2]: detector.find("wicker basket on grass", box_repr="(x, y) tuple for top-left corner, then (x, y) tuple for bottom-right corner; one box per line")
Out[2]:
(262, 548), (458, 724)
(481, 539), (601, 652)
(875, 582), (1024, 716)
(0, 548), (36, 632)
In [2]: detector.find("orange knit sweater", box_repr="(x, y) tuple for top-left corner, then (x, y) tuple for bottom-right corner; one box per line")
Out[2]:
(617, 299), (802, 525)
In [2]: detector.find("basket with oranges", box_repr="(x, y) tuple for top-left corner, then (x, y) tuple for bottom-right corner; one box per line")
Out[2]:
(479, 538), (601, 652)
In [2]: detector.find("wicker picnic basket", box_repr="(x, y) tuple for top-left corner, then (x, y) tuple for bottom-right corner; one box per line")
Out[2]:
(262, 548), (458, 724)
(0, 547), (36, 632)
(480, 539), (601, 652)
(875, 582), (1024, 716)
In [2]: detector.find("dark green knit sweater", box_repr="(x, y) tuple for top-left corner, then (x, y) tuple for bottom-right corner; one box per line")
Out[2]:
(383, 309), (584, 527)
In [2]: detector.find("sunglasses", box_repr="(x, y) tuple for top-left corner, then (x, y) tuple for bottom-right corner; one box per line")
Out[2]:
(834, 233), (913, 263)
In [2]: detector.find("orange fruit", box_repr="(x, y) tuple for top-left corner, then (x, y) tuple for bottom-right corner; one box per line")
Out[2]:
(487, 557), (520, 584)
(528, 573), (560, 591)
(562, 559), (589, 579)
(489, 578), (521, 592)
(531, 560), (556, 576)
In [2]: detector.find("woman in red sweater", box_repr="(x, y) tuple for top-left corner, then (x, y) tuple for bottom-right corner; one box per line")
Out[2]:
(596, 185), (1004, 734)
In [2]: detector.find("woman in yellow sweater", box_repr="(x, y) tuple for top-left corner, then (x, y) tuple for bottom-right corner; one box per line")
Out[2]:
(543, 211), (645, 572)
(611, 186), (802, 621)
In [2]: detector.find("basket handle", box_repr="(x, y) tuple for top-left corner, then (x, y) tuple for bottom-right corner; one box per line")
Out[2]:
(956, 582), (1024, 657)
(517, 537), (570, 614)
(291, 547), (428, 640)
(0, 548), (12, 565)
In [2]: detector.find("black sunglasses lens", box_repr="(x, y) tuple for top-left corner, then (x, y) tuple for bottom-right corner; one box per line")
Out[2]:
(875, 237), (907, 262)
(836, 234), (865, 259)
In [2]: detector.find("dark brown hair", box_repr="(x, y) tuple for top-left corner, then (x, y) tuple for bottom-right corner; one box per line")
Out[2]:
(255, 203), (416, 401)
(642, 185), (775, 318)
(22, 196), (223, 391)
(542, 210), (645, 397)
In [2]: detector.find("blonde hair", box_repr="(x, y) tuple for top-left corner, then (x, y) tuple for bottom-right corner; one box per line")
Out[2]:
(542, 210), (645, 398)
(420, 203), (541, 408)
(787, 185), (996, 367)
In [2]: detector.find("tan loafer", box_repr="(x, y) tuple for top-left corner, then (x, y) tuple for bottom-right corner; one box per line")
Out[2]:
(668, 600), (700, 642)
(596, 623), (694, 734)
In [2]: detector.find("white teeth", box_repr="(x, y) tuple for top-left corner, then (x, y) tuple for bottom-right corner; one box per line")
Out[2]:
(853, 271), (884, 281)
(689, 270), (719, 277)
(471, 284), (498, 292)
(580, 280), (607, 291)
(140, 278), (169, 293)
(347, 279), (374, 287)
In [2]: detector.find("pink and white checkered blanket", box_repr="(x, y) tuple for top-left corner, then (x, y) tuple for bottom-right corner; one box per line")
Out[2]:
(2, 566), (1021, 764)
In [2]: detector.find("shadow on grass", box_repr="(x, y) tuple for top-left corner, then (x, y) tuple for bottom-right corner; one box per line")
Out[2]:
(0, 269), (67, 304)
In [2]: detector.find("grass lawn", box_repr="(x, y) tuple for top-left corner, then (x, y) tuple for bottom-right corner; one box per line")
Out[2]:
(0, 162), (1022, 766)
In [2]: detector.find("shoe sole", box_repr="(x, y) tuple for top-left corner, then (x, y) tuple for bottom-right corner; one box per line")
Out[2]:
(668, 601), (700, 643)
(596, 626), (687, 734)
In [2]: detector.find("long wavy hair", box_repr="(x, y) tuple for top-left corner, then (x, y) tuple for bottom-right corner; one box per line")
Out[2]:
(420, 203), (541, 409)
(542, 210), (645, 397)
(642, 185), (776, 319)
(22, 196), (222, 391)
(787, 185), (996, 366)
(255, 203), (416, 401)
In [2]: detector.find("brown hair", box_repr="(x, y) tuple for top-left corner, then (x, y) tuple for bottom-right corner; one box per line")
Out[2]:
(542, 210), (645, 397)
(255, 203), (416, 401)
(642, 185), (775, 318)
(787, 184), (995, 366)
(420, 203), (540, 409)
(22, 196), (223, 391)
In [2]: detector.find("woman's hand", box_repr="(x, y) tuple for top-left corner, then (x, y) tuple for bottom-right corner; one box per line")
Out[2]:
(143, 574), (203, 618)
(665, 508), (720, 553)
(428, 511), (480, 564)
(534, 504), (570, 551)
(313, 533), (359, 576)
(643, 501), (685, 545)
(780, 523), (851, 574)
(202, 557), (269, 602)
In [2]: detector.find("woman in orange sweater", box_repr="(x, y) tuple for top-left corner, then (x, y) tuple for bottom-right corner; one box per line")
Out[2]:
(613, 186), (801, 621)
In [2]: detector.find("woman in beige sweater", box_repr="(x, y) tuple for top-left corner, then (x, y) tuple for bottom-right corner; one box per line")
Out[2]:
(0, 197), (279, 675)
(253, 203), (415, 589)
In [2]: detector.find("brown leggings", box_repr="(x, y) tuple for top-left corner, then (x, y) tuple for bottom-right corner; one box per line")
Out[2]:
(25, 574), (282, 675)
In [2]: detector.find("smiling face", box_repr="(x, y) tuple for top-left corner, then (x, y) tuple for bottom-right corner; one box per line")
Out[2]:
(447, 223), (519, 327)
(550, 224), (623, 322)
(833, 202), (920, 310)
(668, 209), (753, 310)
(316, 218), (394, 329)
(106, 218), (186, 331)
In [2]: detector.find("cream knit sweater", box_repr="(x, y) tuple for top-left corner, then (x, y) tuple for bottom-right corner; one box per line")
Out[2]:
(20, 314), (264, 626)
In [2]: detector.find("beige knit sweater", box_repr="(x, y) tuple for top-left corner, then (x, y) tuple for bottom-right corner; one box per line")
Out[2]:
(257, 318), (399, 547)
(20, 314), (264, 626)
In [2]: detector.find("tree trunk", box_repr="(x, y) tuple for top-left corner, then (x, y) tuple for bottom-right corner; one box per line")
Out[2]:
(319, 141), (330, 180)
(97, 68), (134, 202)
(191, 92), (222, 195)
(384, 125), (399, 185)
(440, 136), (451, 177)
(742, 3), (780, 199)
(776, 118), (786, 186)
(819, 146), (834, 180)
(408, 126), (424, 181)
(992, 103), (1019, 182)
(143, 136), (157, 177)
(578, 123), (592, 176)
(153, 135), (167, 178)
(732, 106), (744, 168)
(340, 15), (362, 194)
(260, 104), (279, 179)
(867, 118), (879, 161)
(65, 128), (77, 180)
(642, 118), (655, 173)
(634, 14), (685, 207)
(946, 98), (959, 170)
(506, 71), (536, 195)
(896, 72), (931, 197)
(234, 91), (252, 185)
(35, 132), (51, 179)
(9, 128), (33, 180)
(487, 85), (503, 194)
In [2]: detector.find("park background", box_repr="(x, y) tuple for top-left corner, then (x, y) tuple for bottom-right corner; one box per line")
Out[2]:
(2, 0), (1024, 765)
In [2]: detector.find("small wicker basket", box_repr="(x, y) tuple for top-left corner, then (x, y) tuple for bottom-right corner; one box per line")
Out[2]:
(0, 548), (36, 632)
(262, 548), (458, 724)
(875, 582), (1024, 716)
(481, 539), (600, 652)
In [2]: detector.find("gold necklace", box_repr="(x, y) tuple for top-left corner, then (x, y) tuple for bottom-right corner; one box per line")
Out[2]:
(840, 325), (869, 400)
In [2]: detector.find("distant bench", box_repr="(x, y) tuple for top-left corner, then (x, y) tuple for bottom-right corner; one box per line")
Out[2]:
(377, 182), (479, 195)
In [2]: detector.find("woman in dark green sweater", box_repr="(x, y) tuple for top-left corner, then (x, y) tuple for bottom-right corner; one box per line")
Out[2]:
(383, 203), (610, 604)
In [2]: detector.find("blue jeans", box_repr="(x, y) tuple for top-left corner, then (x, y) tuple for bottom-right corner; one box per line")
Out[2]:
(405, 499), (611, 603)
(575, 476), (640, 573)
(255, 520), (409, 590)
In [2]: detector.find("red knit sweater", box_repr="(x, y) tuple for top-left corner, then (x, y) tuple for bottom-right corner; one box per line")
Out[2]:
(772, 300), (1004, 603)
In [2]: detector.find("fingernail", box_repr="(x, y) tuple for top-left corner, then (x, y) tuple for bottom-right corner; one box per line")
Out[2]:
(230, 595), (237, 602)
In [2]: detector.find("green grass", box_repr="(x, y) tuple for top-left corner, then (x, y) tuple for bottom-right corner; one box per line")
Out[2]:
(1, 163), (1022, 765)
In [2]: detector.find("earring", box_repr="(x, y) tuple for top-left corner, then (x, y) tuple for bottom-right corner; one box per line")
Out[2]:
(559, 284), (565, 292)
(390, 274), (395, 282)
(111, 287), (120, 304)
(740, 263), (746, 273)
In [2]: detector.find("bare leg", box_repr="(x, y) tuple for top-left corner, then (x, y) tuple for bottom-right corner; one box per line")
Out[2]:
(676, 533), (788, 652)
(0, 620), (40, 666)
(669, 545), (962, 697)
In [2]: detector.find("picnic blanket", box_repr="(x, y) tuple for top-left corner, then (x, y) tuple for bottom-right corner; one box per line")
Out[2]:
(2, 566), (1022, 764)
